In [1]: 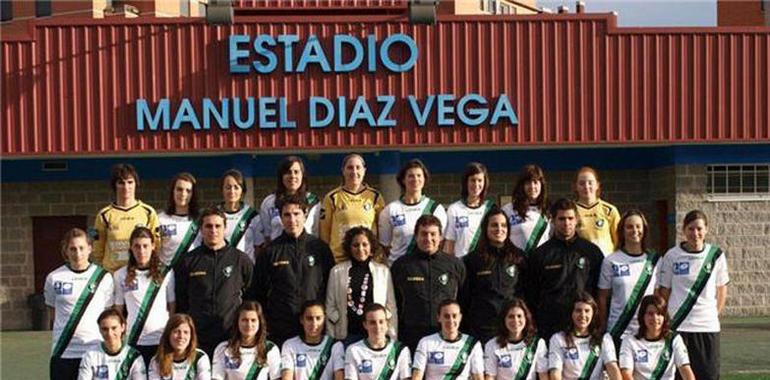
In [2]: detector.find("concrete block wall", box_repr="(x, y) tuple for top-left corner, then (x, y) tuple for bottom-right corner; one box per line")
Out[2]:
(2, 164), (767, 329)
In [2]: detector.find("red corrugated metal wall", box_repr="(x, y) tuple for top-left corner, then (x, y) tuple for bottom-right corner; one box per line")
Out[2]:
(2, 14), (769, 157)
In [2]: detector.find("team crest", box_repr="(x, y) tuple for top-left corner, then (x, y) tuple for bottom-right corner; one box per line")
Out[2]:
(388, 358), (396, 369)
(238, 220), (247, 232)
(595, 219), (605, 228)
(88, 282), (97, 293)
(438, 273), (449, 285)
(460, 352), (468, 363)
(506, 265), (517, 278)
(660, 350), (671, 361)
(577, 257), (586, 269)
(704, 262), (713, 273)
(363, 203), (372, 211)
(645, 263), (654, 275)
(592, 345), (601, 355)
(525, 351), (534, 362)
(308, 256), (316, 267)
(223, 265), (233, 278)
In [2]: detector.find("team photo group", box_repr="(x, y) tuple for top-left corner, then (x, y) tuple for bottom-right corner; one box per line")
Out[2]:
(45, 154), (728, 380)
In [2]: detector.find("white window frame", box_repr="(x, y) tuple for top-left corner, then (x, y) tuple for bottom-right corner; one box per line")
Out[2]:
(706, 164), (770, 202)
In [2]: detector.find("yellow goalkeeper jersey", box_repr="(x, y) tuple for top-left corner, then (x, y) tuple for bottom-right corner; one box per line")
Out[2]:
(576, 198), (621, 256)
(92, 200), (160, 272)
(319, 185), (384, 263)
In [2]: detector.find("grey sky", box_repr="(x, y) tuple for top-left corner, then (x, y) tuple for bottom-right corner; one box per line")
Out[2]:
(536, 0), (717, 26)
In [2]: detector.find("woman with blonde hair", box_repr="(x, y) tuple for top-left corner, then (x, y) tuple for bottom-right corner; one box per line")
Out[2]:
(149, 313), (211, 380)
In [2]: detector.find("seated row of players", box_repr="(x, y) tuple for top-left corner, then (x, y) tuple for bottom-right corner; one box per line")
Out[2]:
(47, 199), (727, 380)
(73, 295), (695, 380)
(92, 158), (618, 271)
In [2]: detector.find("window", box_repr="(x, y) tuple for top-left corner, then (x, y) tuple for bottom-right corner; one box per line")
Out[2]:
(36, 0), (52, 17)
(488, 0), (497, 14)
(707, 164), (770, 200)
(1, 0), (11, 22)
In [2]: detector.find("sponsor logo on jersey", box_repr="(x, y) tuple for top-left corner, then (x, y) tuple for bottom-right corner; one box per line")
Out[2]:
(95, 364), (109, 378)
(438, 273), (449, 286)
(308, 255), (316, 267)
(509, 214), (523, 226)
(392, 214), (407, 227)
(455, 216), (470, 229)
(407, 276), (425, 282)
(359, 359), (373, 373)
(595, 219), (605, 228)
(189, 271), (207, 277)
(273, 260), (290, 267)
(223, 265), (233, 278)
(566, 347), (579, 360)
(498, 354), (512, 368)
(296, 353), (307, 367)
(225, 355), (240, 369)
(270, 208), (280, 218)
(54, 281), (74, 295)
(160, 224), (177, 237)
(123, 280), (139, 291)
(612, 264), (631, 277)
(428, 351), (445, 364)
(506, 265), (517, 278)
(635, 349), (649, 363)
(673, 262), (690, 275)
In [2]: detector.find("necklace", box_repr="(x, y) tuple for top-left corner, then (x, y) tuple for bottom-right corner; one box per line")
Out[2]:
(347, 271), (370, 316)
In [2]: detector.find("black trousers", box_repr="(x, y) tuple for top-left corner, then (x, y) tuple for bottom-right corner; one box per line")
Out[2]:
(679, 332), (720, 380)
(50, 357), (80, 380)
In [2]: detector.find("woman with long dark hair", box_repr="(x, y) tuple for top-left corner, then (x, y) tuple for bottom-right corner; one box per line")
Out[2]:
(618, 295), (695, 380)
(281, 301), (345, 380)
(547, 293), (621, 380)
(158, 172), (201, 267)
(326, 227), (397, 343)
(260, 156), (321, 243)
(219, 169), (265, 263)
(483, 299), (548, 380)
(211, 301), (281, 380)
(502, 165), (550, 254)
(597, 210), (659, 350)
(148, 314), (211, 380)
(114, 226), (176, 365)
(444, 162), (495, 258)
(460, 207), (527, 343)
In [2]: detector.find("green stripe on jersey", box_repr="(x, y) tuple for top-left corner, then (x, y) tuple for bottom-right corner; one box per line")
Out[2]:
(524, 214), (548, 254)
(670, 246), (722, 330)
(307, 337), (335, 380)
(466, 200), (495, 254)
(610, 253), (659, 339)
(513, 338), (540, 380)
(229, 206), (258, 248)
(52, 265), (107, 358)
(376, 341), (405, 380)
(404, 198), (439, 257)
(126, 274), (165, 346)
(166, 220), (199, 272)
(442, 335), (477, 380)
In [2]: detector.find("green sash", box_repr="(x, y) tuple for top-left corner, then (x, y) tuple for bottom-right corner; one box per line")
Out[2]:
(649, 334), (676, 380)
(229, 205), (258, 248)
(115, 346), (141, 380)
(126, 273), (166, 346)
(51, 265), (108, 358)
(404, 198), (439, 256)
(307, 337), (335, 380)
(609, 253), (660, 339)
(513, 338), (540, 380)
(466, 200), (495, 254)
(670, 246), (723, 330)
(442, 335), (477, 380)
(375, 341), (406, 380)
(166, 220), (200, 272)
(577, 343), (601, 380)
(184, 350), (204, 380)
(245, 341), (275, 380)
(524, 214), (548, 254)
(307, 192), (319, 206)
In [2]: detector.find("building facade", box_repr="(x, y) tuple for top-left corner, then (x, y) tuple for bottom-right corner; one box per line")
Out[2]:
(1, 10), (769, 330)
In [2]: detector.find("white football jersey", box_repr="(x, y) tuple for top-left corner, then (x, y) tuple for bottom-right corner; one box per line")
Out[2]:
(223, 204), (265, 263)
(378, 197), (447, 265)
(157, 211), (201, 266)
(444, 200), (494, 258)
(501, 204), (550, 252)
(619, 334), (690, 380)
(656, 243), (729, 332)
(344, 339), (412, 380)
(598, 250), (658, 339)
(113, 267), (175, 346)
(78, 344), (146, 380)
(548, 332), (617, 380)
(44, 264), (114, 359)
(483, 337), (548, 380)
(281, 335), (345, 380)
(211, 341), (281, 380)
(413, 333), (484, 380)
(147, 349), (211, 380)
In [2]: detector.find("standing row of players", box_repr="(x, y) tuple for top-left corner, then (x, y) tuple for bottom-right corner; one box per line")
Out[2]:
(46, 157), (728, 380)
